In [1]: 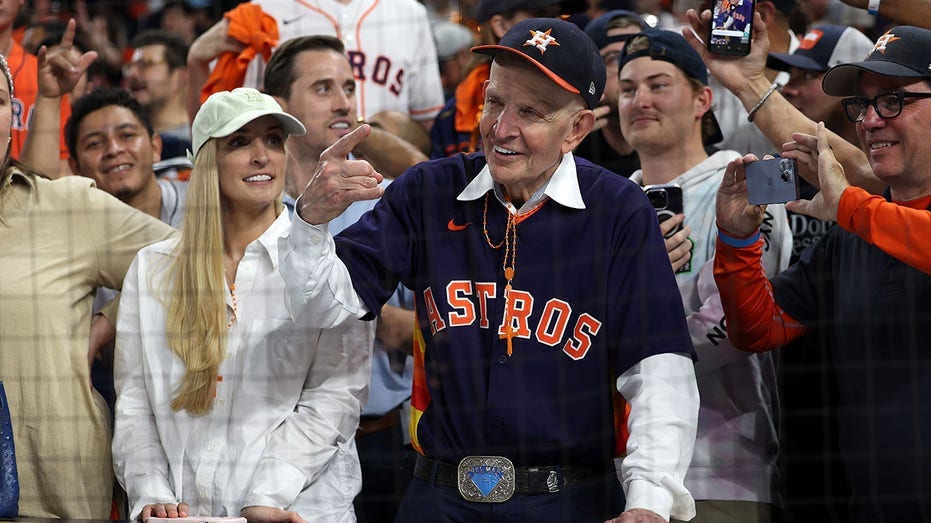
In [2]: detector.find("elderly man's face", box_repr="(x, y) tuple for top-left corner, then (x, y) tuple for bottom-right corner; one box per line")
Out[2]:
(855, 72), (931, 199)
(479, 55), (591, 202)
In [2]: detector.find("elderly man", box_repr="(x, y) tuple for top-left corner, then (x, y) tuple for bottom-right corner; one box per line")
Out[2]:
(713, 26), (931, 521)
(280, 18), (699, 523)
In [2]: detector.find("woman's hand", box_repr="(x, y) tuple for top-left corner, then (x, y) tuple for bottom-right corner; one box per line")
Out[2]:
(241, 505), (306, 523)
(140, 502), (189, 522)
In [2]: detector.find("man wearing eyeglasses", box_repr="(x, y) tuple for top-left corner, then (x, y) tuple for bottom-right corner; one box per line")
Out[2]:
(123, 30), (193, 165)
(712, 25), (931, 521)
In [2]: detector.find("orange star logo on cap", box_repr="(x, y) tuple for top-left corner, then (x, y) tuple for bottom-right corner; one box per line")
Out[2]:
(870, 31), (901, 55)
(524, 28), (560, 54)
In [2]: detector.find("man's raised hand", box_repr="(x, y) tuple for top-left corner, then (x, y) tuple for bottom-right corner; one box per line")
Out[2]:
(297, 124), (385, 225)
(783, 121), (849, 221)
(36, 19), (97, 99)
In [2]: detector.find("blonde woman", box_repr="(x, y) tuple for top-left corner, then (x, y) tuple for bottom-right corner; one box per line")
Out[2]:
(112, 88), (373, 522)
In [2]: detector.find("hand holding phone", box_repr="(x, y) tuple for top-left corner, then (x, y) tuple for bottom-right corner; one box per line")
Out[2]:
(708, 0), (755, 55)
(745, 157), (800, 205)
(644, 184), (684, 238)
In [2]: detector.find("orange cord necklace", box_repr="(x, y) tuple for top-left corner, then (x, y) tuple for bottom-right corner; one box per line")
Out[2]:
(482, 193), (547, 356)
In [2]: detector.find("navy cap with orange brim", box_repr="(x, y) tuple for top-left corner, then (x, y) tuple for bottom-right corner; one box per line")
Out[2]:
(472, 17), (606, 110)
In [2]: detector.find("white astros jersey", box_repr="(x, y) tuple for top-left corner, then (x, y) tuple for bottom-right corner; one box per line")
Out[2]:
(246, 0), (445, 123)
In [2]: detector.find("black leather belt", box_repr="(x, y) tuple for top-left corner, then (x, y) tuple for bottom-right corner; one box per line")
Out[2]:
(414, 455), (607, 495)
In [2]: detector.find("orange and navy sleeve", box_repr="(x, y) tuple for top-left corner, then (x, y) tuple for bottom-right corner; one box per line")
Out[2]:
(713, 229), (807, 352)
(836, 186), (931, 275)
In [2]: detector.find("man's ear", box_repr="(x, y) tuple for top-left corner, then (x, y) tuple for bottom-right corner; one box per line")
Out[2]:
(696, 86), (713, 120)
(561, 108), (596, 154)
(151, 132), (163, 163)
(68, 156), (81, 176)
(273, 95), (289, 112)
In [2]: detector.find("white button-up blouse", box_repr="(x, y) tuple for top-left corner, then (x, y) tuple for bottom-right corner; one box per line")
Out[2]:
(113, 211), (374, 521)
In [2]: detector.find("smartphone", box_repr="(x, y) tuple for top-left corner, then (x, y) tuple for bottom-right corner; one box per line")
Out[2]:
(708, 0), (755, 56)
(745, 157), (800, 205)
(644, 184), (684, 239)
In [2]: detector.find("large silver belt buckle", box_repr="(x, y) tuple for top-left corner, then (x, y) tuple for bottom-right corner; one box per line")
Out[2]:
(457, 455), (516, 503)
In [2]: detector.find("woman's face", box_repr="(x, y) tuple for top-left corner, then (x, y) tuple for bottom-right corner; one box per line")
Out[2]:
(216, 115), (287, 212)
(0, 78), (11, 160)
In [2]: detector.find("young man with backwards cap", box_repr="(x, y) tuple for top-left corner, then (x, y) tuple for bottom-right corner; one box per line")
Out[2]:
(713, 26), (931, 520)
(281, 17), (699, 523)
(617, 29), (792, 522)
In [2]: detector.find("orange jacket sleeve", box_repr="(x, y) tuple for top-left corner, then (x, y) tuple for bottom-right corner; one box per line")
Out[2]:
(713, 232), (807, 352)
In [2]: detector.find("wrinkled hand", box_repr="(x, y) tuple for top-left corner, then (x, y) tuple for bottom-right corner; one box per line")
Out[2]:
(661, 214), (693, 272)
(140, 502), (189, 522)
(241, 506), (306, 523)
(297, 124), (384, 225)
(681, 9), (769, 98)
(36, 19), (97, 98)
(717, 154), (767, 236)
(782, 121), (848, 221)
(604, 507), (668, 522)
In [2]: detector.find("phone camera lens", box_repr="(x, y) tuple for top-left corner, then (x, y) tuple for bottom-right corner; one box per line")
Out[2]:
(648, 191), (668, 209)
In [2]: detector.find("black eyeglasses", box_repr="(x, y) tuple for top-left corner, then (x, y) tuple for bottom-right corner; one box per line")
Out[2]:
(841, 91), (931, 123)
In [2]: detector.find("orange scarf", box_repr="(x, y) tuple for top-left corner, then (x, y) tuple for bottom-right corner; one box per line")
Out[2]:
(200, 3), (279, 103)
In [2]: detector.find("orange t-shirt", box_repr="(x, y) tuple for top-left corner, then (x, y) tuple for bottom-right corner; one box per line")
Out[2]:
(7, 40), (71, 161)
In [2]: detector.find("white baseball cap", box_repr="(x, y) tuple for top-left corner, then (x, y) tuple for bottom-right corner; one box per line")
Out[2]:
(190, 87), (305, 159)
(768, 25), (874, 73)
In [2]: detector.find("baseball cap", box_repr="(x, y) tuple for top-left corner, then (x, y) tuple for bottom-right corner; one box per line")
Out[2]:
(472, 17), (606, 109)
(768, 25), (874, 73)
(584, 10), (649, 50)
(619, 29), (710, 84)
(474, 0), (587, 24)
(190, 88), (305, 159)
(822, 26), (931, 96)
(433, 21), (475, 61)
(619, 30), (723, 144)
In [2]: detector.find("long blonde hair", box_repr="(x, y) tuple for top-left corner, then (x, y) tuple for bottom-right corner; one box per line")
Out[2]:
(164, 139), (227, 415)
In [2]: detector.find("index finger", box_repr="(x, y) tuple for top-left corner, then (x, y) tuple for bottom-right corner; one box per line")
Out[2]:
(321, 123), (372, 161)
(788, 131), (817, 150)
(682, 9), (711, 61)
(816, 121), (832, 157)
(58, 18), (77, 49)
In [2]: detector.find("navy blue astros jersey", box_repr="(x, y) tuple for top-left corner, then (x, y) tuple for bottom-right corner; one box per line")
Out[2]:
(334, 152), (694, 467)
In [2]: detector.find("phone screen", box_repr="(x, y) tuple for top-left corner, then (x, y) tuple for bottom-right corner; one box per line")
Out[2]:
(709, 0), (754, 55)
